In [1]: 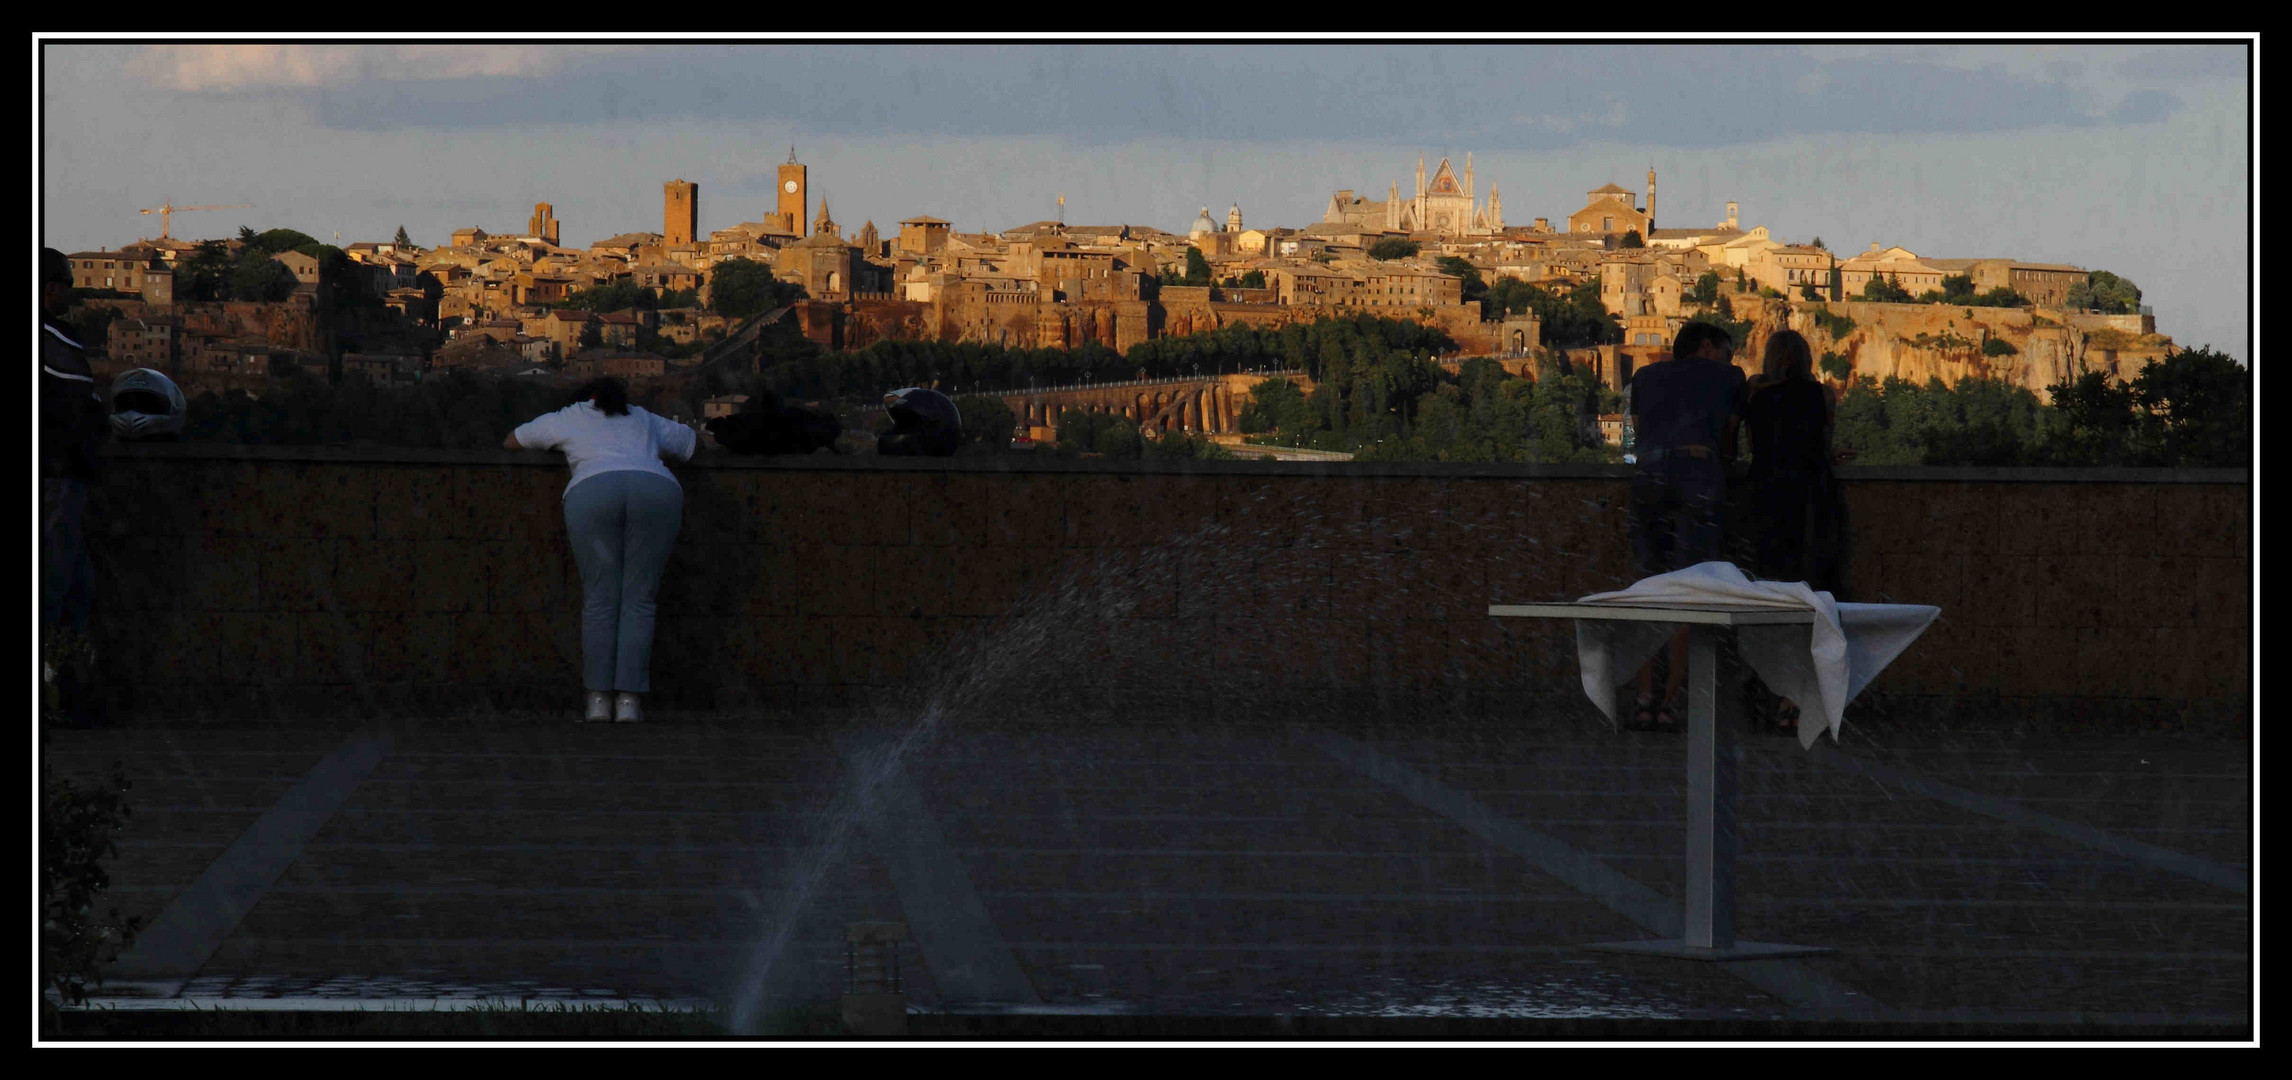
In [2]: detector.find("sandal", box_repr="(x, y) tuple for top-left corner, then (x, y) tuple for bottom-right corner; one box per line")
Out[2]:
(1775, 699), (1802, 734)
(1629, 693), (1658, 731)
(1654, 692), (1686, 732)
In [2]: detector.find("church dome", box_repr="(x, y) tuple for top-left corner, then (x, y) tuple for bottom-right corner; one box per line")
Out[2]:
(1189, 207), (1217, 237)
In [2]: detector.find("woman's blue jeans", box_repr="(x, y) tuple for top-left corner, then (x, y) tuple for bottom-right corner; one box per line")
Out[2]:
(563, 470), (683, 693)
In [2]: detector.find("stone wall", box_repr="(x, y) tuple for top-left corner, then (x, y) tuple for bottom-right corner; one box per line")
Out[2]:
(77, 445), (2248, 729)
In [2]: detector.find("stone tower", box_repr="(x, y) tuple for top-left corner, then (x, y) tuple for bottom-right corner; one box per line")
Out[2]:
(858, 220), (880, 257)
(1227, 204), (1243, 233)
(1726, 201), (1739, 230)
(1646, 165), (1656, 232)
(663, 180), (697, 247)
(814, 196), (838, 239)
(529, 202), (559, 246)
(1489, 185), (1503, 231)
(778, 146), (809, 238)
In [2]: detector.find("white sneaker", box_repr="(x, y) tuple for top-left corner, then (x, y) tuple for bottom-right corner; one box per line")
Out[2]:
(614, 692), (642, 723)
(582, 691), (613, 722)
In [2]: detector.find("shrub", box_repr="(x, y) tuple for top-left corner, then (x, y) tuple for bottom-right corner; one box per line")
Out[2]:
(1982, 337), (2019, 357)
(1810, 308), (1858, 339)
(1819, 351), (1853, 381)
(42, 760), (142, 1006)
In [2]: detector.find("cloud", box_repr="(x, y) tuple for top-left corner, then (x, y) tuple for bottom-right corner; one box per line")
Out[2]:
(1512, 96), (1628, 134)
(2108, 89), (2183, 124)
(123, 44), (632, 92)
(93, 42), (2225, 153)
(2115, 45), (2246, 80)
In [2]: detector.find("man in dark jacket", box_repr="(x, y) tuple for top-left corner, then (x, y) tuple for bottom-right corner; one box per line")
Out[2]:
(1621, 319), (1745, 729)
(43, 246), (107, 635)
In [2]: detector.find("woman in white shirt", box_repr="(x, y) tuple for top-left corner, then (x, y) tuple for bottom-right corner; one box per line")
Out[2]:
(504, 378), (699, 723)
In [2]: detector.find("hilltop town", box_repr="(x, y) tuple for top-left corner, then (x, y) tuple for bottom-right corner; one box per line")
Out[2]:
(61, 151), (2175, 432)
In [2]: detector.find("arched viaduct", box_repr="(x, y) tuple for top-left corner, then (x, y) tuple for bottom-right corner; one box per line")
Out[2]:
(989, 371), (1315, 439)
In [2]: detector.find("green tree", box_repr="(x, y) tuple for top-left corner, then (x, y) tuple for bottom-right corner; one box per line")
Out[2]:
(1239, 269), (1266, 289)
(394, 225), (412, 248)
(1939, 274), (1979, 303)
(1183, 247), (1212, 287)
(1809, 236), (1827, 250)
(176, 240), (235, 303)
(2066, 270), (2142, 314)
(1619, 230), (1644, 249)
(229, 251), (297, 302)
(1435, 255), (1488, 305)
(1691, 270), (1721, 305)
(2128, 345), (2249, 467)
(1819, 351), (1852, 381)
(246, 228), (320, 255)
(952, 394), (1018, 452)
(1366, 238), (1421, 261)
(1860, 273), (1915, 303)
(1973, 286), (2029, 308)
(577, 320), (602, 351)
(708, 257), (781, 320)
(1800, 283), (1825, 301)
(1982, 337), (2018, 357)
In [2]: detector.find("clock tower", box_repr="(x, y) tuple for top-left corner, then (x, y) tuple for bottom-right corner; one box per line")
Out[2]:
(777, 146), (808, 237)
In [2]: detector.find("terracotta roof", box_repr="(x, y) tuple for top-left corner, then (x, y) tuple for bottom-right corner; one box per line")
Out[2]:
(1588, 183), (1632, 195)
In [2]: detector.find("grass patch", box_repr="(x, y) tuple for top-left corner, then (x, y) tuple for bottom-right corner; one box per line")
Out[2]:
(41, 998), (850, 1041)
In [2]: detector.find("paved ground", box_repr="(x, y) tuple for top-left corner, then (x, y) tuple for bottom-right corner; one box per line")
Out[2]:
(41, 705), (2252, 1037)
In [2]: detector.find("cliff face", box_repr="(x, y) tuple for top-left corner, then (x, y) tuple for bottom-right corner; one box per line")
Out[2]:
(1732, 298), (2175, 403)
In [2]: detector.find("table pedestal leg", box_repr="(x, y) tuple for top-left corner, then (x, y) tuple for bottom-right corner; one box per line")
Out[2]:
(1586, 626), (1834, 962)
(1684, 628), (1732, 949)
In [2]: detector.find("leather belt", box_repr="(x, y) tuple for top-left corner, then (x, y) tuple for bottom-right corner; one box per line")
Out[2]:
(1638, 444), (1715, 463)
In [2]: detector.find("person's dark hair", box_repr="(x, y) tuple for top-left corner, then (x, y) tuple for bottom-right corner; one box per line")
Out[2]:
(1672, 321), (1732, 360)
(43, 247), (73, 290)
(571, 377), (630, 416)
(1761, 329), (1814, 382)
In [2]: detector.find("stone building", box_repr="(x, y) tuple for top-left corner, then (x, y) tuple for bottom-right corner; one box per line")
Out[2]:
(778, 148), (808, 238)
(1569, 181), (1653, 238)
(899, 216), (952, 257)
(528, 203), (560, 247)
(664, 180), (698, 247)
(67, 250), (156, 294)
(1745, 244), (1838, 298)
(1838, 244), (1949, 298)
(777, 229), (866, 300)
(1324, 154), (1503, 236)
(107, 316), (173, 368)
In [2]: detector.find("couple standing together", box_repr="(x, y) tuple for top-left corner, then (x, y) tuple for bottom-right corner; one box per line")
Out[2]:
(1624, 322), (1852, 731)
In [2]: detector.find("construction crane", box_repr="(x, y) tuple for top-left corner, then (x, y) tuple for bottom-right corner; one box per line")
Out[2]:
(137, 200), (254, 240)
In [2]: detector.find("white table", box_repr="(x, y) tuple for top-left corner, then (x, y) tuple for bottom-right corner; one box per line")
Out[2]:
(1487, 601), (1833, 961)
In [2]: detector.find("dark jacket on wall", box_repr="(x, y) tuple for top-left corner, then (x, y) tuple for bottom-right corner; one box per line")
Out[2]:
(42, 317), (108, 484)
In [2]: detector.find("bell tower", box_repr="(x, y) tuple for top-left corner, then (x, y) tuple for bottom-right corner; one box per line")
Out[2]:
(1646, 165), (1657, 232)
(778, 146), (809, 237)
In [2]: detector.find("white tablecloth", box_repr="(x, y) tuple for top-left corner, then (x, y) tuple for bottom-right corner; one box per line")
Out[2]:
(1573, 561), (1940, 748)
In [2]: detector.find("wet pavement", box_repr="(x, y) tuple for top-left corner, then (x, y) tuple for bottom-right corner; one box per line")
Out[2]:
(40, 707), (2251, 1036)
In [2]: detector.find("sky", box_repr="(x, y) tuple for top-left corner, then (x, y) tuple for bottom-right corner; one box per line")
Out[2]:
(36, 38), (2254, 359)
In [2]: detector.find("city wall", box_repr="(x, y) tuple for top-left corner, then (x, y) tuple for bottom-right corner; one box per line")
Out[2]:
(79, 444), (2248, 731)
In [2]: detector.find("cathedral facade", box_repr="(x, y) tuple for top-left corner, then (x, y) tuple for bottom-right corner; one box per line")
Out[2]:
(1323, 154), (1503, 236)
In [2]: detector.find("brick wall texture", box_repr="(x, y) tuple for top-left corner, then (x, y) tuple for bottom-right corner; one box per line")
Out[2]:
(78, 451), (2250, 727)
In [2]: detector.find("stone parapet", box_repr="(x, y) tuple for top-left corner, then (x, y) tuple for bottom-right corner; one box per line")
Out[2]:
(79, 444), (2249, 728)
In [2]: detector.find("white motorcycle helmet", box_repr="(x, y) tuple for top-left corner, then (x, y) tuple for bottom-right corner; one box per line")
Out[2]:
(109, 368), (187, 441)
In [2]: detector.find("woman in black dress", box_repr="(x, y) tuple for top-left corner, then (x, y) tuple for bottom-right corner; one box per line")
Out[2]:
(1741, 329), (1853, 729)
